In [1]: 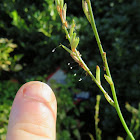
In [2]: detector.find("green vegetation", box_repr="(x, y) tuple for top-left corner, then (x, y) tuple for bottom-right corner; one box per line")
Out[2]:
(0, 38), (22, 72)
(0, 0), (140, 139)
(55, 0), (139, 139)
(0, 80), (20, 140)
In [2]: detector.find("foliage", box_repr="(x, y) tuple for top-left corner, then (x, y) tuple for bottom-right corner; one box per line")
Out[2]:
(0, 80), (20, 140)
(0, 0), (64, 79)
(0, 38), (22, 72)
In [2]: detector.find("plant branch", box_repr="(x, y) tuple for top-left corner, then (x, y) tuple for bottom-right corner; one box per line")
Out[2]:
(85, 0), (135, 139)
(56, 0), (114, 107)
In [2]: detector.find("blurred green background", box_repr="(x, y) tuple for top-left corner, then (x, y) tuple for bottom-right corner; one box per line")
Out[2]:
(0, 0), (140, 140)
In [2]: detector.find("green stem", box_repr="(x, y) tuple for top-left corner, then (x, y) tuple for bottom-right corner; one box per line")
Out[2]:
(62, 24), (114, 106)
(75, 50), (114, 106)
(63, 26), (70, 42)
(86, 0), (111, 77)
(111, 84), (135, 140)
(95, 95), (102, 140)
(86, 0), (135, 139)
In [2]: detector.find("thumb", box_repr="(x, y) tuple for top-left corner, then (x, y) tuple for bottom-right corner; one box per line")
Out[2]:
(6, 81), (57, 140)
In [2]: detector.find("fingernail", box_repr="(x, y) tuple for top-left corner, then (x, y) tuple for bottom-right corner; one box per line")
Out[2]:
(23, 82), (55, 103)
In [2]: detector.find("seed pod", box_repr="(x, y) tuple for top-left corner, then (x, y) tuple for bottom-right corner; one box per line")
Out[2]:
(104, 93), (115, 107)
(82, 0), (91, 23)
(96, 65), (101, 84)
(104, 74), (113, 85)
(82, 0), (88, 14)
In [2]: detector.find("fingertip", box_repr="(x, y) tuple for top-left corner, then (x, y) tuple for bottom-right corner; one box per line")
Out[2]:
(6, 81), (57, 140)
(23, 81), (56, 103)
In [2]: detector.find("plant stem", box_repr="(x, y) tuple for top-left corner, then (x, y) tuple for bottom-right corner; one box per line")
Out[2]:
(86, 0), (111, 77)
(86, 0), (135, 139)
(95, 95), (102, 140)
(111, 84), (135, 140)
(61, 23), (114, 106)
(63, 26), (70, 42)
(75, 49), (114, 106)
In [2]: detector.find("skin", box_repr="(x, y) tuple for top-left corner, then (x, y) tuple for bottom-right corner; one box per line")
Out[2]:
(6, 81), (57, 140)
